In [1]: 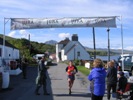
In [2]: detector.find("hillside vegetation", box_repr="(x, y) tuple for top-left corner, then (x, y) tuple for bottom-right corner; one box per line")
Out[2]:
(87, 50), (119, 57)
(0, 34), (55, 60)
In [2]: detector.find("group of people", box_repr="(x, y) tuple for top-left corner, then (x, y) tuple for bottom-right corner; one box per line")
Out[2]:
(88, 58), (128, 100)
(34, 57), (129, 100)
(65, 59), (128, 100)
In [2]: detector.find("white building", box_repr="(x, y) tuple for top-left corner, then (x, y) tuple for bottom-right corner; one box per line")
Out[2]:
(56, 34), (90, 62)
(0, 37), (21, 89)
(0, 37), (21, 75)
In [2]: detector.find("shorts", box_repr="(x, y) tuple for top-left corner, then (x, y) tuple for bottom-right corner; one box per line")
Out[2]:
(67, 75), (75, 80)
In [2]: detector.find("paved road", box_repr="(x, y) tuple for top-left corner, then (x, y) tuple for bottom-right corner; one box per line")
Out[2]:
(0, 62), (123, 100)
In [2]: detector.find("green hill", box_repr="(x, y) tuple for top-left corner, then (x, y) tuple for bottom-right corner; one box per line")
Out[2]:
(0, 34), (55, 59)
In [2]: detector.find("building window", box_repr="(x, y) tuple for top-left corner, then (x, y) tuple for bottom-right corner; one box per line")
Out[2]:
(77, 51), (80, 56)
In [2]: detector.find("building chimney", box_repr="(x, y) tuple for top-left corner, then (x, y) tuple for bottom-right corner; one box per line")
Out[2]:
(72, 34), (78, 41)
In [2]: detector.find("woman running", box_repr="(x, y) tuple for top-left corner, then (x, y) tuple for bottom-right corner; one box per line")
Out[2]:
(66, 61), (78, 95)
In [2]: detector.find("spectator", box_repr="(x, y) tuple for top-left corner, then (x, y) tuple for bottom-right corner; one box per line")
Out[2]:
(88, 58), (106, 100)
(21, 57), (28, 79)
(131, 66), (133, 76)
(106, 61), (117, 100)
(111, 59), (119, 71)
(117, 71), (127, 92)
(118, 66), (122, 71)
(117, 71), (127, 99)
(35, 56), (50, 95)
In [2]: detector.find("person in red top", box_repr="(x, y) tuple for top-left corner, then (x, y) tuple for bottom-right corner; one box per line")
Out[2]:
(65, 61), (78, 95)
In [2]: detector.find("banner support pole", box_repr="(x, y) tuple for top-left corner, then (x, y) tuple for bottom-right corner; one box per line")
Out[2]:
(2, 18), (10, 67)
(120, 16), (124, 71)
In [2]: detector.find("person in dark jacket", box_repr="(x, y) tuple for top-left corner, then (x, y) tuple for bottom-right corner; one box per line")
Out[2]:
(106, 61), (117, 100)
(117, 71), (127, 99)
(88, 58), (106, 100)
(21, 57), (28, 79)
(35, 56), (50, 95)
(131, 66), (133, 76)
(111, 59), (118, 71)
(117, 71), (127, 92)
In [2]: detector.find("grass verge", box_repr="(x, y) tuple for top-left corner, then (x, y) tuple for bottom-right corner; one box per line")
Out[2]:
(77, 66), (90, 76)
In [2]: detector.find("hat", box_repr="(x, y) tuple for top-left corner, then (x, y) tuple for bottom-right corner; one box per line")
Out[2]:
(118, 71), (124, 76)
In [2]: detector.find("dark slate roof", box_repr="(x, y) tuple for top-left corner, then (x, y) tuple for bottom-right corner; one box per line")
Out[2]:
(0, 37), (17, 49)
(65, 41), (86, 55)
(65, 43), (76, 55)
(58, 38), (70, 45)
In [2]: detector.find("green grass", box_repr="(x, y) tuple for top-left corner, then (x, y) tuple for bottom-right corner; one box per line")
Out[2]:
(77, 66), (90, 76)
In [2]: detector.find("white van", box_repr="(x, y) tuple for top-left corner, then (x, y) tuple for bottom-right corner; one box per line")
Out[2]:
(33, 54), (45, 61)
(33, 54), (52, 65)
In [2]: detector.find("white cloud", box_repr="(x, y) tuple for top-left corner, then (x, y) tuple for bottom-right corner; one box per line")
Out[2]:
(58, 33), (71, 39)
(19, 30), (30, 39)
(8, 31), (16, 37)
(0, 0), (132, 18)
(7, 30), (31, 39)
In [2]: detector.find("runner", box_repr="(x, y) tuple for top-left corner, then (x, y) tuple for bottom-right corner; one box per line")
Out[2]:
(65, 61), (78, 95)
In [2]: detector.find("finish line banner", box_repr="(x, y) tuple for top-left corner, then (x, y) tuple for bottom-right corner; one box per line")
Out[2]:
(11, 17), (116, 30)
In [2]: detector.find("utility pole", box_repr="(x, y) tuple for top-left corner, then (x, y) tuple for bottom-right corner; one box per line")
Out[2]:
(93, 27), (96, 59)
(107, 28), (110, 62)
(28, 34), (31, 55)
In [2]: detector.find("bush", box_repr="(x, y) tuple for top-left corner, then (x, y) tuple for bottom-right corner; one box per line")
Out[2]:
(73, 59), (80, 66)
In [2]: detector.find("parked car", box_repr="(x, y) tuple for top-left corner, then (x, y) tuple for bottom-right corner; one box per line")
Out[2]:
(33, 54), (52, 65)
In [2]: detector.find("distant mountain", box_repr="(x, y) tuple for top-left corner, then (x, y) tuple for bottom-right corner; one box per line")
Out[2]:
(45, 40), (58, 45)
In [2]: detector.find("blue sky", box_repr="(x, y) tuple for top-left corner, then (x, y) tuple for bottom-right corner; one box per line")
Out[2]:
(0, 0), (133, 50)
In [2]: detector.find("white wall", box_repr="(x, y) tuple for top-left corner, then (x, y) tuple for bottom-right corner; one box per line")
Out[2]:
(67, 44), (90, 60)
(3, 47), (19, 60)
(63, 41), (77, 54)
(56, 44), (59, 62)
(67, 49), (75, 60)
(13, 49), (19, 59)
(56, 44), (64, 62)
(76, 45), (90, 60)
(61, 49), (65, 61)
(0, 46), (20, 68)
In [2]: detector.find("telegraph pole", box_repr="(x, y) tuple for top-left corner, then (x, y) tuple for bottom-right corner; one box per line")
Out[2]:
(93, 27), (96, 59)
(107, 28), (110, 62)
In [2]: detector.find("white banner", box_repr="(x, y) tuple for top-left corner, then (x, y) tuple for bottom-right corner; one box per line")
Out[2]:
(11, 17), (116, 30)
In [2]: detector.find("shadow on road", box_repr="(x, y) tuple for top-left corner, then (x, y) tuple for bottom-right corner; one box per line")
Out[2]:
(0, 66), (54, 100)
(54, 92), (92, 98)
